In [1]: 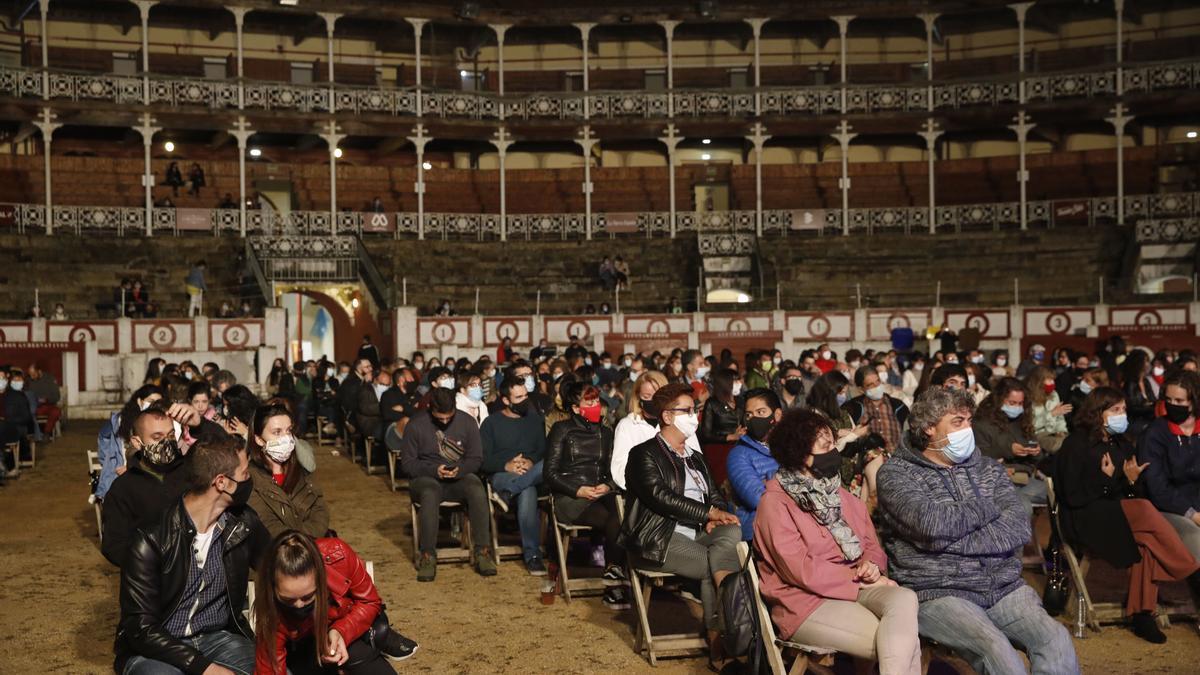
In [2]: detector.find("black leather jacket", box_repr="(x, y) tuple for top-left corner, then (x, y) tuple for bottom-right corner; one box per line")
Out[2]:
(698, 395), (743, 445)
(619, 436), (729, 564)
(114, 498), (269, 675)
(545, 414), (616, 496)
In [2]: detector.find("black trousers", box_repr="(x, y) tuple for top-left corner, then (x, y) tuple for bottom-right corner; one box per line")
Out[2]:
(287, 632), (395, 675)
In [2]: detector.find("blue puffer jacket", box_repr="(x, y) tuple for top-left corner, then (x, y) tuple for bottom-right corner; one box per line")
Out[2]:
(1138, 417), (1200, 517)
(726, 435), (779, 541)
(876, 442), (1030, 608)
(95, 412), (124, 500)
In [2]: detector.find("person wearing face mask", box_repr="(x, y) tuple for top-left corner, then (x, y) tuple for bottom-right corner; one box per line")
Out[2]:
(255, 531), (405, 674)
(481, 376), (548, 575)
(842, 367), (908, 499)
(745, 350), (776, 391)
(612, 371), (702, 492)
(546, 382), (630, 608)
(813, 344), (837, 374)
(1024, 366), (1070, 453)
(726, 389), (785, 540)
(94, 385), (166, 500)
(334, 359), (370, 444)
(972, 377), (1047, 515)
(0, 369), (37, 472)
(697, 369), (746, 485)
(115, 434), (270, 675)
(753, 408), (920, 675)
(1056, 387), (1200, 644)
(876, 387), (1078, 675)
(454, 370), (489, 427)
(400, 388), (494, 582)
(901, 354), (925, 397)
(102, 401), (223, 568)
(774, 365), (807, 411)
(806, 372), (882, 501)
(1064, 367), (1108, 431)
(1139, 371), (1200, 561)
(1016, 343), (1047, 379)
(989, 350), (1012, 379)
(353, 364), (387, 461)
(620, 383), (741, 663)
(380, 367), (421, 443)
(246, 403), (329, 540)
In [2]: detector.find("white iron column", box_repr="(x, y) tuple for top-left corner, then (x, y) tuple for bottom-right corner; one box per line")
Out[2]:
(38, 0), (49, 99)
(1010, 3), (1033, 104)
(319, 120), (345, 232)
(493, 126), (513, 242)
(660, 124), (681, 237)
(134, 1), (156, 106)
(132, 113), (161, 236)
(1107, 103), (1131, 225)
(832, 15), (854, 114)
(231, 116), (252, 237)
(832, 120), (856, 236)
(492, 24), (509, 99)
(745, 18), (767, 116)
(918, 118), (943, 233)
(919, 12), (938, 111)
(33, 107), (60, 235)
(1009, 110), (1034, 230)
(746, 122), (770, 236)
(319, 13), (340, 109)
(1114, 0), (1124, 96)
(408, 124), (430, 240)
(575, 125), (598, 240)
(658, 20), (679, 117)
(230, 6), (248, 109)
(407, 18), (427, 117)
(574, 22), (594, 119)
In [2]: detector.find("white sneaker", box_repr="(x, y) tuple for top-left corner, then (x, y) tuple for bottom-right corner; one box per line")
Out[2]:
(490, 490), (510, 514)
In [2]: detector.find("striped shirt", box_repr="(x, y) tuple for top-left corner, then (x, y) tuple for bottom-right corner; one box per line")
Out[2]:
(164, 513), (230, 638)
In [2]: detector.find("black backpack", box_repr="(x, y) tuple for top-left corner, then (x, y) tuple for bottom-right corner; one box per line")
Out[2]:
(718, 549), (770, 674)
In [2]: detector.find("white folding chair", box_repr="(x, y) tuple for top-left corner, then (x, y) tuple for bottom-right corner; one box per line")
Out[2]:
(362, 436), (385, 476)
(486, 482), (530, 564)
(738, 541), (837, 675)
(87, 450), (103, 541)
(386, 449), (405, 492)
(315, 415), (331, 447)
(549, 496), (607, 602)
(1045, 476), (1125, 636)
(409, 499), (473, 566)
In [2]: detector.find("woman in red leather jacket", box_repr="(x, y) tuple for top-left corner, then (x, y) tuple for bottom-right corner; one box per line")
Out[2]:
(254, 532), (396, 674)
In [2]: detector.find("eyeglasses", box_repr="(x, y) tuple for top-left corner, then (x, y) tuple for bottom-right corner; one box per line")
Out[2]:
(665, 407), (695, 414)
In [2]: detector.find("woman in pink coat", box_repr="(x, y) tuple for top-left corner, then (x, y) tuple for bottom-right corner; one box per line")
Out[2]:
(753, 409), (921, 675)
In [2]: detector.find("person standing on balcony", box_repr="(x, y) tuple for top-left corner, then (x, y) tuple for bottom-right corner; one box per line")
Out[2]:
(188, 163), (206, 198)
(186, 260), (208, 318)
(163, 161), (184, 197)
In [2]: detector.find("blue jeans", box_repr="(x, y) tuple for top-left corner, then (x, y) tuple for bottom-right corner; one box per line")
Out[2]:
(124, 629), (255, 674)
(490, 460), (544, 562)
(1014, 475), (1049, 517)
(917, 585), (1079, 675)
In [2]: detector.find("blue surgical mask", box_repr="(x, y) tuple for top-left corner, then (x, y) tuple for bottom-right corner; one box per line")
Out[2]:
(10, 380), (24, 392)
(1002, 404), (1024, 419)
(836, 392), (848, 406)
(1078, 381), (1092, 395)
(467, 385), (484, 402)
(940, 426), (976, 463)
(591, 374), (600, 386)
(524, 375), (536, 393)
(1105, 413), (1129, 435)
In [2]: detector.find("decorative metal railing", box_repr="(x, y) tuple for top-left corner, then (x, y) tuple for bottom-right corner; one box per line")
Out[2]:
(1, 58), (1196, 120)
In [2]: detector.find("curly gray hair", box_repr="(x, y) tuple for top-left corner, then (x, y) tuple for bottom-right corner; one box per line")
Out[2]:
(905, 386), (977, 451)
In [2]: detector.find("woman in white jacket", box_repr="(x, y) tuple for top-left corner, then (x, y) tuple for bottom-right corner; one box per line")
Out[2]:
(610, 370), (701, 489)
(454, 370), (489, 427)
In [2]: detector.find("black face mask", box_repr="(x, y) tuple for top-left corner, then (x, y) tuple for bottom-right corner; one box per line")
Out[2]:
(746, 415), (775, 442)
(282, 601), (315, 619)
(783, 379), (804, 396)
(1165, 402), (1192, 425)
(223, 475), (253, 507)
(403, 380), (420, 395)
(808, 452), (842, 480)
(641, 398), (660, 424)
(509, 399), (531, 417)
(432, 414), (453, 431)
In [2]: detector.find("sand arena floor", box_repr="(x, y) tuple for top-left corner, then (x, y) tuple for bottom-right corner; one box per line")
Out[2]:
(2, 422), (1198, 674)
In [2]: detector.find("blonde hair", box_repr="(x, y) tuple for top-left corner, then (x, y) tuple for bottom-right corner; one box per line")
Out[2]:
(629, 371), (669, 416)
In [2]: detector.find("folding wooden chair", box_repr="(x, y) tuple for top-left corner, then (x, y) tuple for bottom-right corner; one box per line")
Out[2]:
(738, 541), (837, 675)
(627, 563), (708, 666)
(18, 434), (36, 470)
(87, 450), (103, 540)
(315, 415), (330, 447)
(386, 449), (405, 492)
(362, 436), (385, 476)
(2, 441), (19, 478)
(1045, 476), (1126, 637)
(549, 496), (607, 601)
(486, 482), (527, 564)
(409, 499), (473, 566)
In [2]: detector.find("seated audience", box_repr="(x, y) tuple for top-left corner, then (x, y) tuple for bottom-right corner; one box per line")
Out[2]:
(612, 371), (700, 491)
(246, 401), (329, 539)
(0, 369), (36, 468)
(95, 385), (165, 500)
(841, 366), (907, 504)
(754, 408), (920, 675)
(399, 388), (495, 581)
(1140, 371), (1200, 560)
(1056, 386), (1200, 643)
(726, 388), (784, 540)
(25, 362), (61, 437)
(876, 387), (1078, 674)
(619, 382), (741, 662)
(1025, 366), (1071, 453)
(972, 377), (1048, 514)
(481, 375), (547, 575)
(454, 370), (489, 427)
(697, 368), (745, 485)
(114, 435), (267, 675)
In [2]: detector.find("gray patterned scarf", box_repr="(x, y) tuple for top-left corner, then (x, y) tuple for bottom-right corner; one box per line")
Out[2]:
(775, 467), (863, 561)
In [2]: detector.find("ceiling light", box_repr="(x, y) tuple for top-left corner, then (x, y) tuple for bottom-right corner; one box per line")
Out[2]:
(277, 0), (299, 6)
(1188, 131), (1198, 139)
(333, 147), (343, 158)
(701, 138), (711, 144)
(701, 153), (711, 160)
(249, 148), (262, 157)
(736, 292), (751, 303)
(422, 161), (432, 170)
(163, 141), (175, 152)
(460, 69), (469, 77)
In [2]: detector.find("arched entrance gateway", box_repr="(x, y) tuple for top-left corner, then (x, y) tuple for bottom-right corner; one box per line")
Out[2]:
(277, 286), (385, 364)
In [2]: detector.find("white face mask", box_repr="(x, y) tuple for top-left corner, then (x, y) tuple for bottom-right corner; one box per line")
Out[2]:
(866, 384), (886, 400)
(172, 420), (183, 441)
(967, 375), (977, 388)
(696, 366), (711, 379)
(821, 351), (832, 360)
(263, 435), (296, 463)
(438, 377), (456, 390)
(673, 412), (700, 438)
(939, 426), (975, 464)
(731, 381), (743, 397)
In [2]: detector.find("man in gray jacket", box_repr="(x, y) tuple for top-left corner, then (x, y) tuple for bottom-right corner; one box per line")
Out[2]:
(876, 387), (1078, 675)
